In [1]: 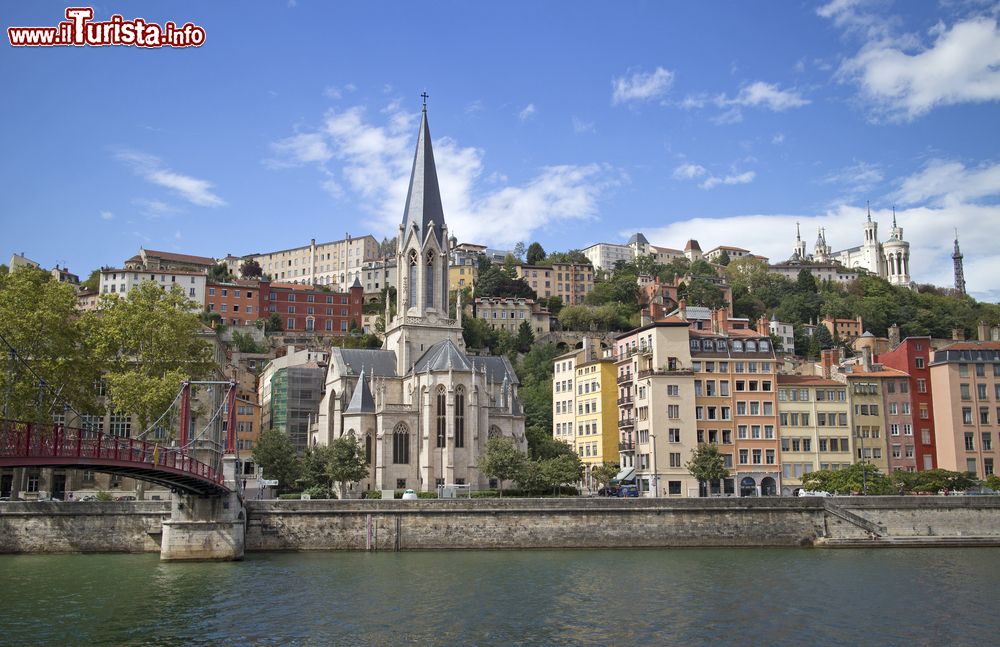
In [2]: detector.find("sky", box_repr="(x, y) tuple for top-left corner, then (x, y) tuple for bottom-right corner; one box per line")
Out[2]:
(2, 0), (999, 300)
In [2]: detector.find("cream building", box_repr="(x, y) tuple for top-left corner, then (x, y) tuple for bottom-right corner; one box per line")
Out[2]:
(312, 106), (526, 495)
(516, 263), (594, 304)
(474, 297), (550, 335)
(776, 375), (850, 495)
(247, 235), (380, 291)
(615, 319), (699, 497)
(98, 268), (206, 311)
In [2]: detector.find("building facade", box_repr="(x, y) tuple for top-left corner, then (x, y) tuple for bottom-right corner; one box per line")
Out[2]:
(99, 268), (206, 310)
(516, 263), (594, 305)
(474, 297), (550, 335)
(776, 375), (850, 494)
(878, 337), (940, 471)
(247, 235), (380, 291)
(258, 346), (329, 453)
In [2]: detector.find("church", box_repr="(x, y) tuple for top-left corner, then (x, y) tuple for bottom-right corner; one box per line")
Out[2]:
(790, 206), (913, 288)
(311, 103), (527, 495)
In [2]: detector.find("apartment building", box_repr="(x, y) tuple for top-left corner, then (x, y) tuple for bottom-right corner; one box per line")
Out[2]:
(449, 244), (481, 290)
(581, 241), (632, 271)
(360, 258), (397, 297)
(930, 341), (1000, 478)
(831, 352), (897, 476)
(247, 235), (380, 291)
(882, 372), (917, 472)
(474, 297), (551, 335)
(821, 315), (865, 342)
(704, 245), (751, 263)
(690, 318), (780, 497)
(259, 346), (329, 453)
(124, 248), (217, 273)
(206, 280), (264, 326)
(98, 268), (206, 310)
(776, 375), (850, 494)
(615, 318), (698, 497)
(264, 281), (364, 334)
(878, 336), (938, 470)
(516, 263), (594, 305)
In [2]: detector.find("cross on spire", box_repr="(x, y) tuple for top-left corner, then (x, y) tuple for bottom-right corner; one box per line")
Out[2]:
(421, 92), (429, 111)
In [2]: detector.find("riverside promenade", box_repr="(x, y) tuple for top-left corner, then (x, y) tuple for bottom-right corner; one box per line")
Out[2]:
(3, 496), (1000, 554)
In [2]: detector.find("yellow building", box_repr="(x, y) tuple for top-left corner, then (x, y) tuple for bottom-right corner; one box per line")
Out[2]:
(776, 375), (851, 494)
(448, 263), (478, 291)
(552, 340), (618, 492)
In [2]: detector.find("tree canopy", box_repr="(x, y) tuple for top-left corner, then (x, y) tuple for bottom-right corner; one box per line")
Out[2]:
(479, 436), (527, 497)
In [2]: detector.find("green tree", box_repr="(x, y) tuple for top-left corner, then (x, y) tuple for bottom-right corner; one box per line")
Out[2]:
(591, 462), (621, 491)
(81, 269), (101, 291)
(326, 434), (370, 498)
(90, 282), (214, 435)
(716, 250), (731, 266)
(479, 436), (527, 497)
(516, 320), (535, 353)
(985, 475), (1000, 491)
(682, 279), (727, 310)
(526, 242), (546, 265)
(801, 462), (892, 495)
(809, 325), (835, 358)
(686, 444), (729, 495)
(261, 312), (283, 332)
(240, 259), (263, 279)
(208, 263), (232, 282)
(542, 453), (583, 495)
(231, 331), (267, 353)
(902, 468), (979, 493)
(252, 429), (302, 494)
(0, 266), (102, 422)
(512, 242), (526, 262)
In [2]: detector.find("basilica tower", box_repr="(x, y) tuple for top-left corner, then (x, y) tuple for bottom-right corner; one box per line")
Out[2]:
(882, 207), (911, 288)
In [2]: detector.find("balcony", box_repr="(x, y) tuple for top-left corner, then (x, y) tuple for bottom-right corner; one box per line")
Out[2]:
(618, 416), (635, 430)
(619, 440), (635, 452)
(617, 373), (634, 385)
(617, 396), (633, 406)
(638, 368), (694, 379)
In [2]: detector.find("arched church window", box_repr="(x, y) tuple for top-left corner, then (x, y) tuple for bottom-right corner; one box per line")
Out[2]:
(488, 425), (502, 440)
(365, 433), (372, 465)
(425, 250), (435, 308)
(436, 386), (447, 448)
(455, 386), (465, 448)
(393, 422), (410, 464)
(408, 251), (418, 307)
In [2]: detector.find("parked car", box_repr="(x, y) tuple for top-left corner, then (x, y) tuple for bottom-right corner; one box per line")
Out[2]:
(115, 495), (137, 502)
(797, 490), (832, 497)
(597, 486), (620, 497)
(401, 489), (418, 500)
(616, 485), (639, 498)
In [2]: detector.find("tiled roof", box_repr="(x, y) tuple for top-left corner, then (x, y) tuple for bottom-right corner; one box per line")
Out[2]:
(939, 341), (1000, 351)
(777, 375), (842, 386)
(143, 249), (217, 265)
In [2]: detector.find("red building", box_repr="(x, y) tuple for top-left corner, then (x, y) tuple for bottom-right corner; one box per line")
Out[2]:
(878, 337), (937, 470)
(205, 279), (363, 335)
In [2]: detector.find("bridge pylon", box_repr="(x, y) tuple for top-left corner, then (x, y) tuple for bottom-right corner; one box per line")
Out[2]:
(160, 454), (246, 561)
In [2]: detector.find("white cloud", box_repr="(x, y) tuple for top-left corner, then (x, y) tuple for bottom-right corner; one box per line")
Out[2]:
(836, 16), (1000, 120)
(465, 99), (484, 114)
(518, 103), (537, 122)
(99, 210), (114, 221)
(672, 163), (707, 180)
(679, 94), (708, 109)
(115, 150), (225, 208)
(820, 160), (884, 199)
(894, 159), (1000, 206)
(132, 198), (180, 219)
(269, 103), (616, 246)
(816, 0), (894, 39)
(700, 171), (756, 190)
(571, 116), (596, 134)
(711, 107), (744, 125)
(772, 133), (785, 144)
(323, 83), (356, 100)
(720, 81), (810, 111)
(265, 133), (333, 168)
(612, 67), (674, 105)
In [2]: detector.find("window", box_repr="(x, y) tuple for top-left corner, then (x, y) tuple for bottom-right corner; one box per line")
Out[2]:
(667, 385), (679, 397)
(963, 408), (973, 425)
(393, 423), (410, 464)
(915, 357), (925, 369)
(965, 432), (975, 451)
(982, 433), (992, 451)
(669, 452), (682, 468)
(455, 387), (465, 448)
(667, 405), (680, 419)
(668, 428), (681, 443)
(436, 388), (447, 448)
(739, 449), (749, 464)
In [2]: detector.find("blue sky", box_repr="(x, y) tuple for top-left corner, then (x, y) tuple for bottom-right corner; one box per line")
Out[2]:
(2, 0), (999, 299)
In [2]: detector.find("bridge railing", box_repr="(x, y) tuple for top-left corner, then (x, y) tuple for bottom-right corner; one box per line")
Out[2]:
(0, 420), (223, 485)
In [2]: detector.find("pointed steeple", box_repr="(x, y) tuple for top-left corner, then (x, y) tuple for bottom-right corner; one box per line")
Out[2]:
(867, 200), (872, 222)
(346, 369), (375, 413)
(892, 205), (897, 228)
(796, 221), (801, 241)
(401, 102), (446, 248)
(953, 229), (967, 296)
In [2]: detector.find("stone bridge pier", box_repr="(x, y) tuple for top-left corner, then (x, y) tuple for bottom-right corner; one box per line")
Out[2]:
(160, 456), (246, 561)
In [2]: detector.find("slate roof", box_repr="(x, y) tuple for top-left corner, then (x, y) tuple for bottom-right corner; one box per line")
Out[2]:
(470, 355), (520, 385)
(413, 339), (473, 373)
(345, 370), (375, 413)
(401, 109), (446, 248)
(338, 348), (397, 377)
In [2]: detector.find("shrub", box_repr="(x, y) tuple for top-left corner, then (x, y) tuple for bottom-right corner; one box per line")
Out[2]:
(303, 485), (333, 499)
(363, 490), (381, 499)
(95, 490), (113, 502)
(278, 493), (302, 500)
(417, 491), (438, 499)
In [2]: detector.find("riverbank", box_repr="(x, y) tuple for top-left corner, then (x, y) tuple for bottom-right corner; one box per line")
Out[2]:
(2, 496), (999, 553)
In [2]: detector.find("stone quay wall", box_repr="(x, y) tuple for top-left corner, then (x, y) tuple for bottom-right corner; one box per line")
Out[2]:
(3, 497), (1000, 554)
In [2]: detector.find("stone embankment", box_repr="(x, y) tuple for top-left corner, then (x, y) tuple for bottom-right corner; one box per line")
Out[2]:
(2, 497), (999, 554)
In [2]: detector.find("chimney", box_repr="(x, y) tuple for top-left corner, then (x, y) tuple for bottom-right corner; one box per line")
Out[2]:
(710, 309), (720, 334)
(650, 301), (664, 322)
(888, 323), (900, 348)
(640, 308), (652, 327)
(978, 321), (990, 342)
(862, 347), (873, 372)
(678, 299), (687, 321)
(582, 336), (593, 362)
(820, 349), (833, 379)
(717, 308), (729, 334)
(952, 327), (966, 341)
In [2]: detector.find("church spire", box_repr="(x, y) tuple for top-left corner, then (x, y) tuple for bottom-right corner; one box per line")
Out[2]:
(401, 98), (446, 248)
(953, 229), (967, 296)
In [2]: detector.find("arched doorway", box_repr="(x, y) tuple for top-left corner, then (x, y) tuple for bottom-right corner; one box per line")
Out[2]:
(740, 476), (757, 497)
(760, 477), (777, 496)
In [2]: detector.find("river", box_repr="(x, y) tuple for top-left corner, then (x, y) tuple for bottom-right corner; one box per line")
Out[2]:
(1, 548), (996, 645)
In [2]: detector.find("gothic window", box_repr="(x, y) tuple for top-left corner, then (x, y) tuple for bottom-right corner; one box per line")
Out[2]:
(408, 251), (418, 307)
(436, 386), (447, 448)
(488, 425), (502, 440)
(365, 433), (372, 465)
(393, 422), (410, 464)
(455, 386), (465, 448)
(425, 251), (435, 307)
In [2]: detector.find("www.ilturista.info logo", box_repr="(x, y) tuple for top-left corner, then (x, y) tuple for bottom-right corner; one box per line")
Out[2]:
(8, 7), (206, 48)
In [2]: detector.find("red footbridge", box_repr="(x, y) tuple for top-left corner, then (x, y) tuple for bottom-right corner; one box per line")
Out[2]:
(0, 421), (229, 495)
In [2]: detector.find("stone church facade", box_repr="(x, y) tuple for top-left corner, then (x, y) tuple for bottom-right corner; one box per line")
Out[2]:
(312, 105), (527, 494)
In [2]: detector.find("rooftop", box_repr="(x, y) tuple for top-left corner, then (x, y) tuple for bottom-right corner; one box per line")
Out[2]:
(142, 248), (217, 266)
